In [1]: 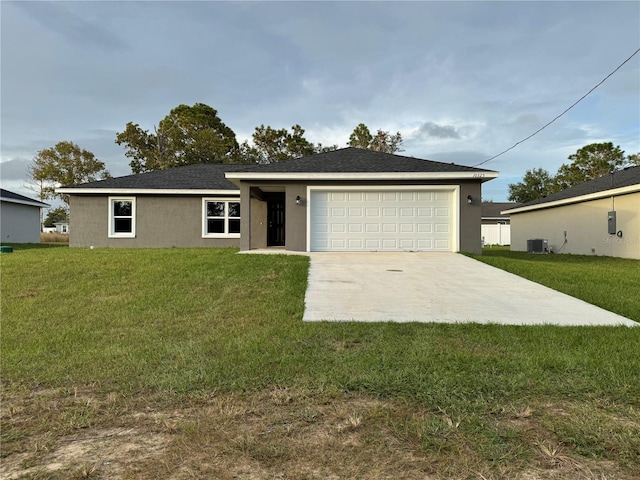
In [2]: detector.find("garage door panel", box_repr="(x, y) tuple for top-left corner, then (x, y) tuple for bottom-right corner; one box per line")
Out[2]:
(382, 239), (398, 249)
(383, 192), (397, 201)
(310, 189), (455, 252)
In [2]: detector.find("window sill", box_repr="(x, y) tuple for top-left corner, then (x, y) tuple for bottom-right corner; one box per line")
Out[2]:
(202, 234), (241, 239)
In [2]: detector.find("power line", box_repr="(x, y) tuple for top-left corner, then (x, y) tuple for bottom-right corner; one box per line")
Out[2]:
(473, 47), (640, 167)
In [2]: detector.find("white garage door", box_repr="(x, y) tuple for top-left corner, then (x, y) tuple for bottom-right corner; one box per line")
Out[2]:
(309, 189), (455, 252)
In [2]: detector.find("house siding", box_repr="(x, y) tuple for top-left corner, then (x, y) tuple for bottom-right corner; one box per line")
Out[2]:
(0, 201), (42, 243)
(240, 179), (484, 254)
(69, 195), (241, 248)
(510, 191), (640, 259)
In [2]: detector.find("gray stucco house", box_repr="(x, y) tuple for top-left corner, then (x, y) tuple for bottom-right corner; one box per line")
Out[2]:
(503, 166), (640, 259)
(57, 148), (498, 254)
(0, 189), (50, 243)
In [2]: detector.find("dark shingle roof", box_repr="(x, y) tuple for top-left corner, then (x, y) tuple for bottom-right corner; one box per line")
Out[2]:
(482, 202), (522, 218)
(63, 163), (247, 190)
(61, 148), (497, 191)
(232, 147), (495, 174)
(515, 166), (640, 209)
(0, 189), (50, 207)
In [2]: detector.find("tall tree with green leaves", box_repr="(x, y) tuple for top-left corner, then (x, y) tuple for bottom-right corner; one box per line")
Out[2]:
(249, 124), (317, 163)
(27, 141), (110, 205)
(347, 123), (403, 153)
(554, 142), (626, 190)
(507, 168), (556, 203)
(348, 123), (373, 149)
(116, 103), (241, 173)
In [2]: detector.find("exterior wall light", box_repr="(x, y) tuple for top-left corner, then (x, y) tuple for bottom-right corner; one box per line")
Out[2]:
(296, 195), (301, 205)
(467, 195), (473, 204)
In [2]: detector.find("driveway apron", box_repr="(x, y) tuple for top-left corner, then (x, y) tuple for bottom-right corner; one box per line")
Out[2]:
(303, 253), (637, 326)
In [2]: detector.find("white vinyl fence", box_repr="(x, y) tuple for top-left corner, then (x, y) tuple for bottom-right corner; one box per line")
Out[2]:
(481, 224), (511, 246)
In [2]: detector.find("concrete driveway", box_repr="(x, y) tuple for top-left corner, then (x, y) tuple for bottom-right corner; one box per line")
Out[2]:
(303, 253), (638, 326)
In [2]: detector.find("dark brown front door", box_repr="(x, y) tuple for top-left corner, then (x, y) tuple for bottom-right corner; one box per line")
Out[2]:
(266, 193), (285, 247)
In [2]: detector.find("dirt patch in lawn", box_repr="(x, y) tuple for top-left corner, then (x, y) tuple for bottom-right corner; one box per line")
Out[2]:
(1, 386), (637, 479)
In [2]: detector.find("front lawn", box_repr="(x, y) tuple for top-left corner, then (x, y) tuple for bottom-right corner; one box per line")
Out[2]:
(2, 247), (639, 479)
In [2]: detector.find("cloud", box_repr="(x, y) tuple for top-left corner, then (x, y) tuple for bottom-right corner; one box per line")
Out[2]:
(0, 158), (30, 181)
(13, 1), (127, 51)
(415, 122), (461, 140)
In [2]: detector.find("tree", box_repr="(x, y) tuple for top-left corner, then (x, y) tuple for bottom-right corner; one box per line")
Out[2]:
(507, 168), (556, 203)
(249, 124), (316, 163)
(43, 206), (69, 227)
(116, 103), (240, 173)
(554, 142), (626, 190)
(347, 123), (403, 153)
(27, 141), (110, 205)
(348, 123), (373, 149)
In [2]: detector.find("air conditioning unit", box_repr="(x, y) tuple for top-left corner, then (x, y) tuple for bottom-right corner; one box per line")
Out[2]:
(527, 239), (549, 254)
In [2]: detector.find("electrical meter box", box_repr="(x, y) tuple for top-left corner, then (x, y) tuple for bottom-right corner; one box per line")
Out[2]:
(608, 211), (616, 235)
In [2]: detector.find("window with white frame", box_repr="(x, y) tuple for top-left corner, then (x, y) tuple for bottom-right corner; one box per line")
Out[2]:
(203, 199), (241, 237)
(109, 197), (136, 238)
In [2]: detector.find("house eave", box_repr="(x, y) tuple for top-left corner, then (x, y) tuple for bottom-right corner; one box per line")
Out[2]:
(0, 197), (50, 208)
(225, 171), (499, 182)
(502, 184), (640, 214)
(55, 188), (240, 195)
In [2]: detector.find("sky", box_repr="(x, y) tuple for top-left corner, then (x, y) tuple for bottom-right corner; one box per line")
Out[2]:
(2, 0), (639, 204)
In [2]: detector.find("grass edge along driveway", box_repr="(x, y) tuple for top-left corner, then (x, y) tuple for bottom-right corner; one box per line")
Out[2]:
(2, 246), (639, 479)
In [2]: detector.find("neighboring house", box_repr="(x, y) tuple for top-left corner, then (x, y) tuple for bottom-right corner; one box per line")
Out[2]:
(57, 148), (498, 254)
(503, 166), (640, 259)
(481, 202), (521, 246)
(53, 221), (69, 234)
(0, 189), (50, 243)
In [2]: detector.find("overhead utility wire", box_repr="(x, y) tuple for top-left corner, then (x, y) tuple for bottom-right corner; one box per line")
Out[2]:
(473, 47), (640, 167)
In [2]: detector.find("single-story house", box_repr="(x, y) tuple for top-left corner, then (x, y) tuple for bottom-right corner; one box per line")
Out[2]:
(57, 148), (498, 254)
(53, 221), (70, 234)
(481, 202), (521, 246)
(0, 189), (50, 243)
(503, 166), (640, 259)
(481, 202), (521, 225)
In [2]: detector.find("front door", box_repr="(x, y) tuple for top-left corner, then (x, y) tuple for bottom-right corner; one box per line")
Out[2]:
(266, 193), (285, 247)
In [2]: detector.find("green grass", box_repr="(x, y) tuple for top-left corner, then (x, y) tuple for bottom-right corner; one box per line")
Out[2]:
(2, 246), (639, 479)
